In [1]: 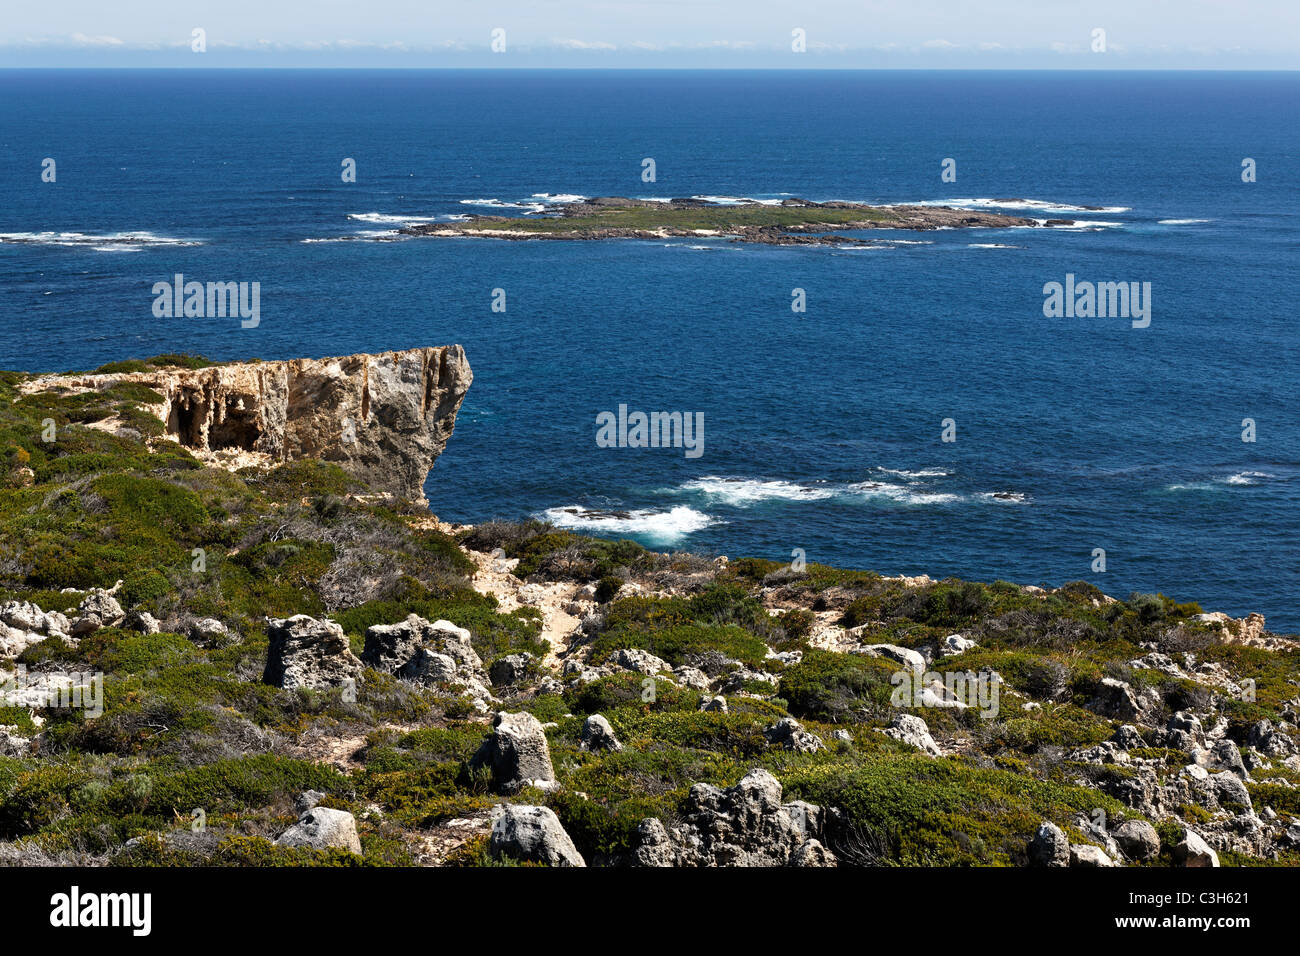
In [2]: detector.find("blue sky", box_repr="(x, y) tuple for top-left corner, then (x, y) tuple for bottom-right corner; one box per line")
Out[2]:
(2, 1), (1297, 68)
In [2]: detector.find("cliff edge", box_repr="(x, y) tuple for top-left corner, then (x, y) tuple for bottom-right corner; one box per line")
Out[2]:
(20, 346), (472, 501)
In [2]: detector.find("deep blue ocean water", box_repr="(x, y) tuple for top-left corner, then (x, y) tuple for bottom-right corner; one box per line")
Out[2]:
(1, 70), (1297, 627)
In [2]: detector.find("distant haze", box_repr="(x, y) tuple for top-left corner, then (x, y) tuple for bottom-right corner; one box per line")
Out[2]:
(2, 0), (1298, 68)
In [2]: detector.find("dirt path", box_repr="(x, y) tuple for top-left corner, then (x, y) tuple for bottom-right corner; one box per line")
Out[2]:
(463, 546), (588, 670)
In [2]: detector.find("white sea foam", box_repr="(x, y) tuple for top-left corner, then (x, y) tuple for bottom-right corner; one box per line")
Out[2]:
(875, 467), (950, 478)
(968, 243), (1021, 249)
(1165, 471), (1275, 492)
(530, 193), (587, 203)
(0, 230), (203, 248)
(539, 505), (714, 541)
(1030, 218), (1124, 230)
(681, 477), (834, 505)
(1157, 218), (1212, 225)
(978, 491), (1030, 503)
(688, 195), (787, 206)
(846, 481), (964, 506)
(907, 197), (1130, 214)
(347, 212), (451, 225)
(459, 198), (548, 213)
(1222, 471), (1275, 486)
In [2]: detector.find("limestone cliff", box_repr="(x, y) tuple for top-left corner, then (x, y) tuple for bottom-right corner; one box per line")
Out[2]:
(23, 347), (472, 500)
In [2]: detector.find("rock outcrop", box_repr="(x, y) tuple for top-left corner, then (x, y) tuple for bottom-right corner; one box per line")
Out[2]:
(470, 711), (558, 794)
(630, 769), (837, 867)
(263, 615), (363, 691)
(21, 347), (471, 501)
(579, 714), (623, 752)
(361, 614), (494, 711)
(276, 807), (362, 854)
(0, 600), (71, 658)
(1027, 822), (1070, 867)
(490, 805), (586, 867)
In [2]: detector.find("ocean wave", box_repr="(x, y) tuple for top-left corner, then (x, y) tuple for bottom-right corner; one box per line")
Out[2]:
(347, 212), (456, 225)
(688, 195), (787, 206)
(459, 198), (548, 213)
(908, 197), (1130, 214)
(530, 193), (587, 203)
(875, 467), (950, 478)
(680, 476), (835, 505)
(1157, 218), (1212, 225)
(978, 491), (1030, 503)
(1165, 471), (1276, 492)
(539, 505), (714, 541)
(669, 470), (1027, 508)
(0, 230), (203, 248)
(968, 243), (1021, 249)
(1030, 218), (1124, 231)
(846, 481), (964, 506)
(1223, 471), (1275, 486)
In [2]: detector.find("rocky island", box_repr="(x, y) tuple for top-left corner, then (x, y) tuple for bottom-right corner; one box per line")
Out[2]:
(401, 196), (1060, 245)
(2, 351), (1298, 868)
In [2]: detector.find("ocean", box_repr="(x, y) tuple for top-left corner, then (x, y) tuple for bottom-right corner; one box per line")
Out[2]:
(1, 69), (1297, 627)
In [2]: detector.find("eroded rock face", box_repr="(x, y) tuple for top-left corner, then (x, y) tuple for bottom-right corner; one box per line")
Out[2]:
(470, 711), (558, 794)
(263, 615), (363, 691)
(490, 805), (585, 867)
(1028, 822), (1070, 868)
(0, 600), (71, 658)
(23, 346), (471, 501)
(630, 769), (837, 867)
(361, 615), (494, 711)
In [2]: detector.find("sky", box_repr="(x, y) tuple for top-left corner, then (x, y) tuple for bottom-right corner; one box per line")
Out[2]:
(2, 1), (1298, 69)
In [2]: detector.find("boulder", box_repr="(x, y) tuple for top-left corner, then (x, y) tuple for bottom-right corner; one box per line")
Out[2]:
(855, 643), (926, 672)
(1028, 822), (1070, 867)
(764, 717), (825, 753)
(579, 714), (623, 752)
(276, 807), (362, 854)
(361, 614), (493, 709)
(489, 805), (585, 867)
(791, 839), (838, 867)
(1113, 819), (1160, 862)
(940, 634), (977, 656)
(123, 610), (161, 635)
(70, 589), (125, 636)
(881, 713), (941, 757)
(1248, 719), (1297, 758)
(1070, 844), (1117, 867)
(263, 615), (363, 691)
(699, 695), (728, 713)
(489, 652), (535, 686)
(1173, 828), (1220, 867)
(470, 711), (557, 793)
(672, 665), (711, 690)
(1209, 771), (1253, 812)
(1112, 724), (1145, 751)
(1089, 678), (1160, 722)
(189, 617), (230, 646)
(610, 648), (670, 676)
